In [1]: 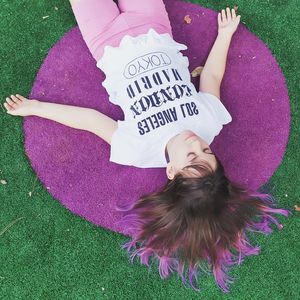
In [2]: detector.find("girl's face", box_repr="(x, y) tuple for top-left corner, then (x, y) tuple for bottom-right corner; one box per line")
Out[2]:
(165, 130), (217, 179)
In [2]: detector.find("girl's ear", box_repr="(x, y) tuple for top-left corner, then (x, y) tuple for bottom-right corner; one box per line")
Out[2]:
(166, 163), (175, 180)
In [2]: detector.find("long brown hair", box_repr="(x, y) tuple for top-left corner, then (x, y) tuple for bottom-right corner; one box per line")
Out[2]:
(115, 156), (291, 292)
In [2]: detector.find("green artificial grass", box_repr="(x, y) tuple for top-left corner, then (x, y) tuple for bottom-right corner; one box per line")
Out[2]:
(0, 0), (299, 299)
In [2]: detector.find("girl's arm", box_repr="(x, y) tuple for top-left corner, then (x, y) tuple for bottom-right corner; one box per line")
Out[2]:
(199, 7), (241, 98)
(33, 101), (117, 145)
(201, 32), (232, 83)
(4, 95), (117, 145)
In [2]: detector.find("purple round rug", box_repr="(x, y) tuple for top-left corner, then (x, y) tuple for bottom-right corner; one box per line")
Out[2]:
(24, 0), (290, 235)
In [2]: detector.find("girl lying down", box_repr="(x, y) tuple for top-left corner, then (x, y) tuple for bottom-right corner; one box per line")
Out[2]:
(4, 0), (290, 293)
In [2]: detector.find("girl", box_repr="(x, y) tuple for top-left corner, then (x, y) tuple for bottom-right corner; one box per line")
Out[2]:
(4, 0), (290, 293)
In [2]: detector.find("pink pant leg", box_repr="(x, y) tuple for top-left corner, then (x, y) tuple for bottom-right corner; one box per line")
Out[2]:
(70, 0), (120, 60)
(70, 0), (173, 62)
(118, 0), (169, 15)
(118, 0), (172, 35)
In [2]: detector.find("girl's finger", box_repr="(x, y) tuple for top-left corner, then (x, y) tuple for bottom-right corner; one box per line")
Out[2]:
(6, 97), (15, 107)
(221, 9), (226, 22)
(218, 12), (221, 25)
(11, 95), (21, 103)
(4, 102), (12, 111)
(16, 94), (27, 101)
(226, 7), (232, 21)
(231, 8), (236, 19)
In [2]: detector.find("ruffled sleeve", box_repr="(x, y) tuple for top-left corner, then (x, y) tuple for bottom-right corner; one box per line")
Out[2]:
(110, 120), (136, 165)
(197, 91), (232, 125)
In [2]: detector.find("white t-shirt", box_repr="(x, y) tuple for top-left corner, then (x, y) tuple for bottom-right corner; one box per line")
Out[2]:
(97, 28), (232, 168)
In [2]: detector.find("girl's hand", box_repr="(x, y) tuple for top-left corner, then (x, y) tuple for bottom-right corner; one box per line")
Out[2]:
(218, 7), (241, 37)
(3, 94), (37, 117)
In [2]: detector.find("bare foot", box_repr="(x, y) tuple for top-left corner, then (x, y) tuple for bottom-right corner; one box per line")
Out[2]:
(3, 94), (35, 117)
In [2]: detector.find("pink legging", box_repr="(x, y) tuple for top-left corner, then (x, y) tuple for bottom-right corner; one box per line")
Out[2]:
(70, 0), (173, 63)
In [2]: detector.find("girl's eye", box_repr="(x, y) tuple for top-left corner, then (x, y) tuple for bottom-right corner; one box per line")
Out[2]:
(187, 152), (196, 159)
(204, 147), (212, 153)
(188, 149), (212, 159)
